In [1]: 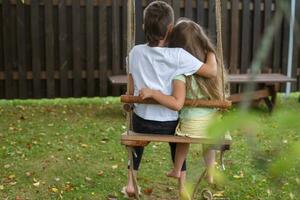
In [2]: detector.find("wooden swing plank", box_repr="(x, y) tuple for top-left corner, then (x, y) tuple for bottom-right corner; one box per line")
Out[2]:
(121, 95), (232, 109)
(121, 131), (232, 146)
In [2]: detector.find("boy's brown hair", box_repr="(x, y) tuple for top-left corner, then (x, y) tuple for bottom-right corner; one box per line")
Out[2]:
(143, 1), (174, 46)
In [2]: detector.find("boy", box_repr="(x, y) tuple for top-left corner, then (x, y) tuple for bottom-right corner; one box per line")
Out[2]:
(125, 1), (217, 196)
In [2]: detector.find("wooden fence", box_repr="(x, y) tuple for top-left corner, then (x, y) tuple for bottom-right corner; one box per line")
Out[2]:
(0, 0), (299, 99)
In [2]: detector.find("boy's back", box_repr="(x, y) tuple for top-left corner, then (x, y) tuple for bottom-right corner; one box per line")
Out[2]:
(129, 44), (203, 121)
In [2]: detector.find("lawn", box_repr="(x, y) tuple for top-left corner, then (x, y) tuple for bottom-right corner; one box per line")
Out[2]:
(0, 94), (299, 200)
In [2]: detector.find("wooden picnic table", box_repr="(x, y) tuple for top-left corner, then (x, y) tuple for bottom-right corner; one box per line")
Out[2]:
(109, 73), (296, 112)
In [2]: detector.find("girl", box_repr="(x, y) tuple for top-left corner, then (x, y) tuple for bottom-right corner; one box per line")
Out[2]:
(139, 18), (227, 183)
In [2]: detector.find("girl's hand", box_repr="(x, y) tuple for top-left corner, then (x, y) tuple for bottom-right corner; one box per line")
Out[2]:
(139, 88), (154, 100)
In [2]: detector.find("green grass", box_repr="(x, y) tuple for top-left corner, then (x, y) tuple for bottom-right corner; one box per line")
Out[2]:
(0, 94), (299, 200)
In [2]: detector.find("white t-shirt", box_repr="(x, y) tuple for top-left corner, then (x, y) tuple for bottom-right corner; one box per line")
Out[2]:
(129, 44), (203, 122)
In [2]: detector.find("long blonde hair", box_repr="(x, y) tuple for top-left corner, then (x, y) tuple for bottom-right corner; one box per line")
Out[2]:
(169, 18), (227, 100)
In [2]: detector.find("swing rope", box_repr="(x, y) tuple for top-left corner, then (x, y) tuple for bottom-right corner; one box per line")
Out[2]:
(125, 1), (140, 199)
(215, 0), (226, 101)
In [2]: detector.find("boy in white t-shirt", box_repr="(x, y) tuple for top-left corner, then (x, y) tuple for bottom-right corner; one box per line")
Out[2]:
(124, 1), (218, 196)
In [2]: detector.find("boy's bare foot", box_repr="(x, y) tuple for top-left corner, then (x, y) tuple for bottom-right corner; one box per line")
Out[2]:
(125, 185), (135, 197)
(166, 169), (181, 179)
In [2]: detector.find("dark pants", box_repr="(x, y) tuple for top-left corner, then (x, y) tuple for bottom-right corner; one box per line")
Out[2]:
(130, 113), (187, 171)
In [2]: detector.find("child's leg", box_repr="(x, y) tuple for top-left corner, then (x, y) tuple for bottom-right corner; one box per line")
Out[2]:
(169, 143), (187, 192)
(126, 146), (143, 194)
(203, 145), (216, 184)
(167, 143), (190, 178)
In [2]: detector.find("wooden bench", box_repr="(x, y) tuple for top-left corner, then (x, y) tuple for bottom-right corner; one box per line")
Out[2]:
(110, 73), (296, 112)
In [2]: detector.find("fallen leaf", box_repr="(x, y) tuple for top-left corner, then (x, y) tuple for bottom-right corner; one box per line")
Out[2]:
(33, 182), (40, 187)
(267, 189), (272, 196)
(213, 191), (224, 197)
(15, 196), (22, 200)
(50, 187), (59, 193)
(0, 185), (4, 190)
(107, 195), (117, 200)
(9, 174), (16, 179)
(112, 165), (118, 169)
(97, 170), (104, 176)
(85, 177), (92, 182)
(166, 187), (174, 192)
(8, 180), (16, 186)
(25, 172), (32, 177)
(20, 115), (25, 120)
(4, 164), (11, 169)
(233, 171), (244, 179)
(64, 183), (73, 192)
(143, 188), (153, 195)
(26, 172), (32, 176)
(81, 144), (88, 148)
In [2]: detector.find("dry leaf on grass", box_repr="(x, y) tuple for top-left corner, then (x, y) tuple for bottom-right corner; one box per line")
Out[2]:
(85, 177), (92, 182)
(112, 165), (118, 169)
(98, 170), (104, 176)
(143, 188), (153, 195)
(107, 195), (117, 200)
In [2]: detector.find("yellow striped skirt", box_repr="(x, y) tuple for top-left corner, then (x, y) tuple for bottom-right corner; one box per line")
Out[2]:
(175, 113), (217, 138)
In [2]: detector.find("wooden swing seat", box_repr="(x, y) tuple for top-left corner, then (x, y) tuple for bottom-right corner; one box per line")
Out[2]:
(121, 131), (232, 147)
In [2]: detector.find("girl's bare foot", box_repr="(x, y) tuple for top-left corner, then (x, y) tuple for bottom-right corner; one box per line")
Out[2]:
(206, 176), (214, 184)
(166, 169), (181, 179)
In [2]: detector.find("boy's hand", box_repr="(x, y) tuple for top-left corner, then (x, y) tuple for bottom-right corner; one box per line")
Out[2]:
(139, 88), (154, 100)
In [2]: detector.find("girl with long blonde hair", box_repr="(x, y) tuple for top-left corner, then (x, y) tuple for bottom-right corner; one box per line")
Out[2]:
(139, 18), (227, 183)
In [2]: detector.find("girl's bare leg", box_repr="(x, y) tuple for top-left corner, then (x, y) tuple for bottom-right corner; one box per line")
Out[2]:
(179, 171), (186, 192)
(203, 147), (216, 184)
(167, 144), (190, 179)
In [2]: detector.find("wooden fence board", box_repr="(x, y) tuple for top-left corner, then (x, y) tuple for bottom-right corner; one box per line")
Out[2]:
(135, 0), (143, 44)
(2, 0), (14, 99)
(196, 0), (204, 26)
(112, 0), (121, 95)
(252, 0), (261, 61)
(294, 1), (300, 91)
(16, 0), (27, 98)
(230, 0), (240, 73)
(0, 5), (3, 75)
(72, 0), (82, 97)
(172, 0), (180, 21)
(58, 0), (69, 97)
(45, 0), (55, 98)
(86, 0), (95, 96)
(208, 0), (216, 41)
(272, 22), (282, 73)
(99, 0), (108, 96)
(122, 0), (128, 72)
(241, 0), (251, 73)
(221, 0), (229, 67)
(185, 0), (193, 19)
(264, 0), (272, 71)
(31, 0), (42, 98)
